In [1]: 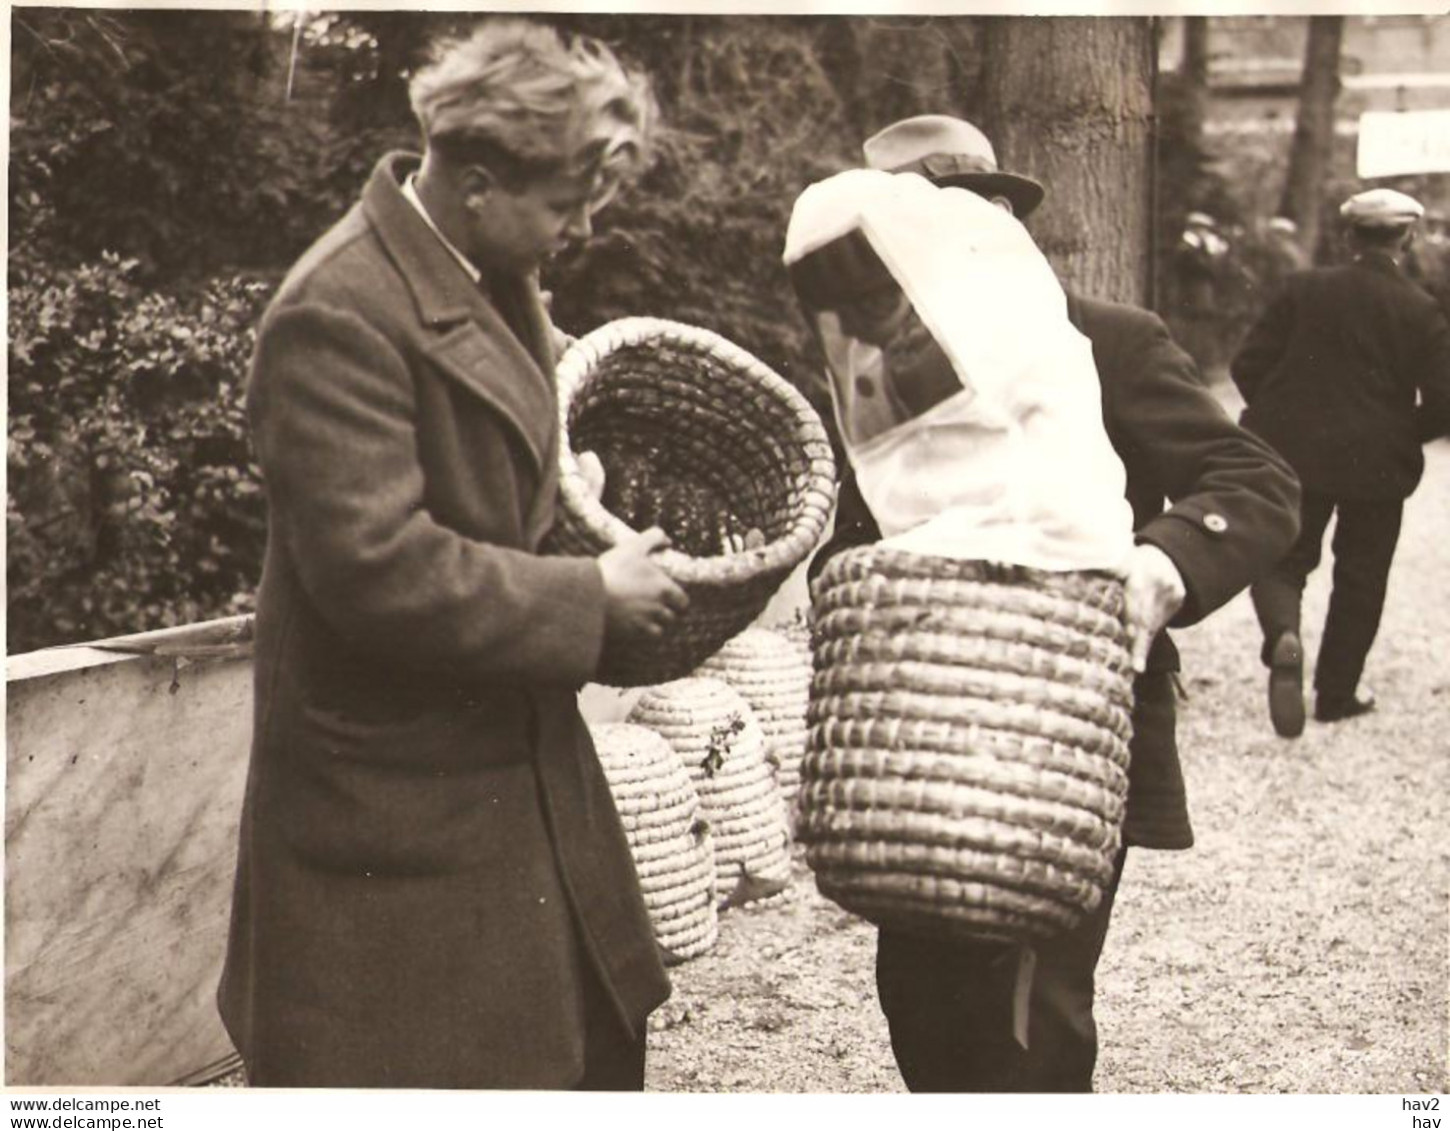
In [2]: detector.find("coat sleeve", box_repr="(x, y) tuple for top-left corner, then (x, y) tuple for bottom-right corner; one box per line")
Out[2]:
(249, 301), (608, 687)
(1108, 309), (1302, 627)
(1228, 282), (1295, 405)
(805, 463), (880, 588)
(1414, 300), (1450, 443)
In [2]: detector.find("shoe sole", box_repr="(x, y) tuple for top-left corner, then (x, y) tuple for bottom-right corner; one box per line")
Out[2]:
(1268, 633), (1305, 738)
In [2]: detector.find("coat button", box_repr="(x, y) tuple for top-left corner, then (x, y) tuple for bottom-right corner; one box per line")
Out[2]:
(1203, 513), (1228, 533)
(855, 375), (877, 398)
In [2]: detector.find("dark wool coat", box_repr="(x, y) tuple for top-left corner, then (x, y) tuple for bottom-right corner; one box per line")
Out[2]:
(813, 294), (1301, 850)
(1230, 251), (1450, 500)
(218, 153), (669, 1088)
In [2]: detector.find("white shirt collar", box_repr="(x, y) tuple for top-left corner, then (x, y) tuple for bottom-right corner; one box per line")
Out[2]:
(402, 173), (481, 285)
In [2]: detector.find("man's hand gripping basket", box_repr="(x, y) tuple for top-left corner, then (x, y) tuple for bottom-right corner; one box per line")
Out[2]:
(549, 317), (837, 687)
(799, 547), (1135, 944)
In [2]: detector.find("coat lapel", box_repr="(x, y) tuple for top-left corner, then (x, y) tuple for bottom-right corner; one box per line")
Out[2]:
(361, 153), (558, 475)
(425, 320), (554, 473)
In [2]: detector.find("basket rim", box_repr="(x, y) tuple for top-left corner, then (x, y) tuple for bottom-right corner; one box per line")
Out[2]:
(555, 316), (835, 585)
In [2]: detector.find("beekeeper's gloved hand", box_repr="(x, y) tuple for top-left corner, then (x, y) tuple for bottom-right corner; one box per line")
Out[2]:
(1122, 543), (1186, 673)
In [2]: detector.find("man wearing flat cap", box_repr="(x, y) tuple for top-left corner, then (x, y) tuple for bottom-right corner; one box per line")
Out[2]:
(805, 114), (1301, 1093)
(1232, 187), (1450, 736)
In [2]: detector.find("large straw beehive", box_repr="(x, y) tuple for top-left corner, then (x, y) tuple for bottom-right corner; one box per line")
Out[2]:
(799, 546), (1135, 943)
(694, 626), (812, 805)
(591, 722), (718, 962)
(627, 678), (792, 906)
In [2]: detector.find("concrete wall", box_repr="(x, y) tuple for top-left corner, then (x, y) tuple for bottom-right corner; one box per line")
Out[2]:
(6, 618), (255, 1086)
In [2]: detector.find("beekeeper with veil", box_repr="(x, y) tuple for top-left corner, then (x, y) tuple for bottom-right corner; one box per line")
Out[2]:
(784, 130), (1299, 1093)
(785, 167), (1136, 581)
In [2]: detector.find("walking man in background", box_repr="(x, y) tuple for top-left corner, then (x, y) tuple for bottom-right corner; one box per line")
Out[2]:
(1250, 216), (1311, 308)
(802, 114), (1301, 1093)
(219, 19), (687, 1088)
(1232, 188), (1450, 737)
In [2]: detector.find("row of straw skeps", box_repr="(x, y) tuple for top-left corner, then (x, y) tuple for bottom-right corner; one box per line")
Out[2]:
(591, 623), (813, 964)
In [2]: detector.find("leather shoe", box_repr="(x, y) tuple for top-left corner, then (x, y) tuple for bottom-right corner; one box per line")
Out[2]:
(1314, 688), (1377, 723)
(1267, 630), (1305, 738)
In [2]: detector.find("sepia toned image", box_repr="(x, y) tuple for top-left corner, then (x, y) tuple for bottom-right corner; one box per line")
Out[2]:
(5, 5), (1448, 1109)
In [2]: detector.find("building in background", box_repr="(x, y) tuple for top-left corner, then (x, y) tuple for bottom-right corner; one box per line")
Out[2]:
(1161, 15), (1449, 207)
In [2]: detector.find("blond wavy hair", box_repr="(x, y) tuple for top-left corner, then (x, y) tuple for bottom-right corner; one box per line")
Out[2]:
(409, 19), (657, 190)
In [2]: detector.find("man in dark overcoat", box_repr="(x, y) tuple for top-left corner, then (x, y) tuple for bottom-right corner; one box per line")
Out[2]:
(798, 115), (1301, 1092)
(218, 20), (689, 1089)
(1232, 188), (1450, 735)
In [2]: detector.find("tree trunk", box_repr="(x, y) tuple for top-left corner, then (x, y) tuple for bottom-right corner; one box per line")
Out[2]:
(1155, 16), (1213, 314)
(1180, 16), (1210, 144)
(1279, 16), (1344, 261)
(818, 18), (868, 139)
(974, 17), (1157, 304)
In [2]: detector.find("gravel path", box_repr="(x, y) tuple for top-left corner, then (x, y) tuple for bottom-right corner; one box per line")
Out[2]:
(1094, 438), (1449, 1094)
(647, 424), (1449, 1095)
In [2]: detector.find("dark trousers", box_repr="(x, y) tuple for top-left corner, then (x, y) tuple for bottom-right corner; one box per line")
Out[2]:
(1250, 490), (1403, 700)
(874, 848), (1128, 1093)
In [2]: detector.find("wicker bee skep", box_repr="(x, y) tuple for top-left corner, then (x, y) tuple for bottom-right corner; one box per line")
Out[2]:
(591, 723), (719, 963)
(694, 626), (812, 805)
(627, 678), (792, 906)
(798, 546), (1135, 944)
(548, 318), (837, 687)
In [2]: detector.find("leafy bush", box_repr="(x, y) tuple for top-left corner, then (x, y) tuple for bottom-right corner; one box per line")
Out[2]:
(7, 256), (273, 652)
(9, 9), (416, 281)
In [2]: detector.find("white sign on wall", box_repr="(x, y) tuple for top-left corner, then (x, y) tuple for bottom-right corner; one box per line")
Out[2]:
(1357, 109), (1450, 179)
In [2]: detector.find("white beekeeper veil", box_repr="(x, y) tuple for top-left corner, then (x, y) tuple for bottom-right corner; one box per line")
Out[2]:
(783, 168), (1134, 573)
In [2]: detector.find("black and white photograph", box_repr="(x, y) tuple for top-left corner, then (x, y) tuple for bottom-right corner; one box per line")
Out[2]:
(4, 2), (1447, 1120)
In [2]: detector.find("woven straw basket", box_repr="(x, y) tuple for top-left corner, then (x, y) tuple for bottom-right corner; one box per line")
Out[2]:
(799, 546), (1135, 944)
(548, 317), (837, 687)
(695, 626), (812, 805)
(628, 678), (792, 906)
(592, 722), (719, 963)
